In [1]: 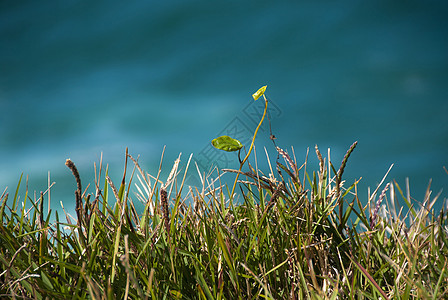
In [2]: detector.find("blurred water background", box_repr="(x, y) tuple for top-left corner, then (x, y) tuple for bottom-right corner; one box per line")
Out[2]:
(1, 1), (447, 217)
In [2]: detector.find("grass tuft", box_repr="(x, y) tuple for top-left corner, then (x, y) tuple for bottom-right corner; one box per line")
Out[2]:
(1, 143), (447, 299)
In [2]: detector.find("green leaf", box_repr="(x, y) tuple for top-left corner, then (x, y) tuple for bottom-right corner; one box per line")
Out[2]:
(211, 135), (243, 152)
(252, 85), (267, 100)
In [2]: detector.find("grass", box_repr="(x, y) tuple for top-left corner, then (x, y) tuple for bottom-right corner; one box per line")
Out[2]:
(1, 140), (447, 299)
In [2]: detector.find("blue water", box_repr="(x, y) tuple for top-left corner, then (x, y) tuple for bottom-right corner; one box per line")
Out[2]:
(1, 1), (447, 216)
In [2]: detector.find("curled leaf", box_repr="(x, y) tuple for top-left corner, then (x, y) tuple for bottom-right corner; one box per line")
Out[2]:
(252, 85), (267, 101)
(211, 136), (243, 152)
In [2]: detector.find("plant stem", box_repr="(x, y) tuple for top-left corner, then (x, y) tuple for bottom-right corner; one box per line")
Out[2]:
(230, 95), (268, 199)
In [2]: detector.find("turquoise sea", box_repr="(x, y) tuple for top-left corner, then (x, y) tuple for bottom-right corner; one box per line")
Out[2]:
(1, 1), (447, 216)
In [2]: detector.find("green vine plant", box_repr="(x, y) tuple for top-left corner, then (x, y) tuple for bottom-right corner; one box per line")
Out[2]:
(211, 85), (268, 199)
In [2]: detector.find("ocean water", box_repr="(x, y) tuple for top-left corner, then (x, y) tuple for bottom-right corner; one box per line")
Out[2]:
(1, 1), (447, 216)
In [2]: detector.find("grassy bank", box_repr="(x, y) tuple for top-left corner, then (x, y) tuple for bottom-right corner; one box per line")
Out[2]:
(1, 142), (447, 299)
(1, 87), (447, 299)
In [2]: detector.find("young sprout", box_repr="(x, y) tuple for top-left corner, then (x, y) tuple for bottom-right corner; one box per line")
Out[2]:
(211, 85), (268, 199)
